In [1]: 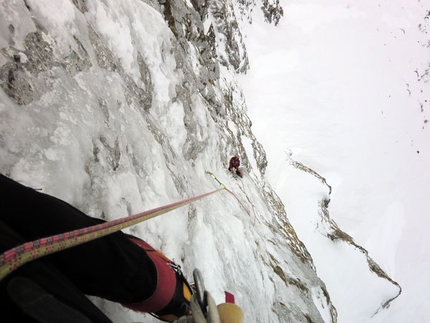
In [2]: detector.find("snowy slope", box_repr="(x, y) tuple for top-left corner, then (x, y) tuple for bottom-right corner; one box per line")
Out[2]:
(240, 1), (430, 322)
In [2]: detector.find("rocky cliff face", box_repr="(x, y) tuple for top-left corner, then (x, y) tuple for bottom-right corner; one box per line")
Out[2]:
(0, 1), (399, 322)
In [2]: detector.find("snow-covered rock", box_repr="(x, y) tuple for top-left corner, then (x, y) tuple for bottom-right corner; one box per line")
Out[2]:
(0, 1), (413, 322)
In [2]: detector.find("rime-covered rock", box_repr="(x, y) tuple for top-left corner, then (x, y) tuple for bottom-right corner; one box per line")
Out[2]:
(0, 1), (400, 323)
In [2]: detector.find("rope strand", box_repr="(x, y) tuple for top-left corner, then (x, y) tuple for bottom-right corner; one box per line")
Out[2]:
(0, 188), (224, 281)
(206, 171), (251, 216)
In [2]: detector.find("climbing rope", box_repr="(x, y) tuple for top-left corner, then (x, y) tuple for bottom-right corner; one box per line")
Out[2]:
(206, 171), (251, 217)
(206, 171), (226, 189)
(235, 180), (258, 226)
(0, 188), (224, 281)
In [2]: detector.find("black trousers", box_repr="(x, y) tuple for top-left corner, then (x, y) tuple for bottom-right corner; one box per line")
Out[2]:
(0, 174), (157, 322)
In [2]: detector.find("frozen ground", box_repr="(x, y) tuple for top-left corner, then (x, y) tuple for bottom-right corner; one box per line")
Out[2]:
(239, 1), (430, 322)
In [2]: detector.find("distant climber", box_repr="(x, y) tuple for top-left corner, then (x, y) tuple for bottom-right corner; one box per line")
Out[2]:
(228, 154), (243, 178)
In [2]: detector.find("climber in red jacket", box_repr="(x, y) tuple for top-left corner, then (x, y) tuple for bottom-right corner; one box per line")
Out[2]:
(228, 154), (243, 178)
(0, 174), (191, 323)
(0, 175), (245, 323)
